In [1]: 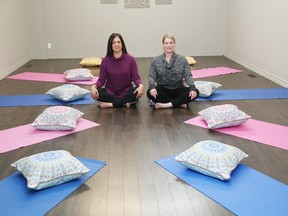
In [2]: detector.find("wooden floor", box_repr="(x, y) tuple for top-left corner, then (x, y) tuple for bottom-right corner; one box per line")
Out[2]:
(0, 56), (287, 216)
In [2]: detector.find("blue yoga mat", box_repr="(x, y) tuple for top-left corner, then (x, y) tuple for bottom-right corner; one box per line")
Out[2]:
(0, 158), (106, 216)
(0, 94), (95, 107)
(196, 88), (288, 101)
(155, 156), (288, 216)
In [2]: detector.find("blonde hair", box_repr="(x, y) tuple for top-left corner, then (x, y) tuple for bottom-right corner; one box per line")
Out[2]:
(162, 33), (176, 44)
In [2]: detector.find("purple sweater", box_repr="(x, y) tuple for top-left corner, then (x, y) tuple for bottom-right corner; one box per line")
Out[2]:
(95, 54), (142, 97)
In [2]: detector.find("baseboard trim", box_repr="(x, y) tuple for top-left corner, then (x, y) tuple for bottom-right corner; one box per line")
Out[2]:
(224, 52), (288, 87)
(34, 51), (225, 59)
(0, 56), (32, 80)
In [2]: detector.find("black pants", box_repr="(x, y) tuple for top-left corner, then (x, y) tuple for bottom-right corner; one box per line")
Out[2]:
(97, 86), (137, 108)
(146, 86), (199, 107)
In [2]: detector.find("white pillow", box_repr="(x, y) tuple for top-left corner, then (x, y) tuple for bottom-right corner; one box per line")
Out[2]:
(64, 68), (94, 81)
(195, 81), (222, 97)
(175, 140), (248, 180)
(32, 106), (83, 130)
(46, 84), (90, 102)
(11, 150), (90, 190)
(198, 104), (251, 129)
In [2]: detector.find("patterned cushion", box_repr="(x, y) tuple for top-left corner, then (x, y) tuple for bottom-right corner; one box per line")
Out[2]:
(11, 150), (90, 190)
(185, 56), (197, 65)
(79, 57), (102, 66)
(64, 68), (94, 81)
(175, 140), (248, 180)
(195, 81), (222, 97)
(32, 106), (83, 130)
(198, 104), (251, 129)
(46, 84), (90, 102)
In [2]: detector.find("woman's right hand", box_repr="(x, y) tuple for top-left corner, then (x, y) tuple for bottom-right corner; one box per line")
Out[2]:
(91, 85), (99, 99)
(150, 88), (158, 99)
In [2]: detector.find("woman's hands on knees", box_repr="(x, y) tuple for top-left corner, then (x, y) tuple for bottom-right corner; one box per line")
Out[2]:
(189, 90), (197, 100)
(150, 88), (158, 99)
(134, 84), (144, 99)
(91, 84), (99, 99)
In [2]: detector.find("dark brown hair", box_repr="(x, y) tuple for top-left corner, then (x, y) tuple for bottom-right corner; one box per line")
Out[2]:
(106, 33), (128, 57)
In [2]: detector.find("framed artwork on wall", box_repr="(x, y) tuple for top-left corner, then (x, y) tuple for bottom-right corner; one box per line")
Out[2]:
(155, 0), (172, 5)
(124, 0), (150, 8)
(101, 0), (118, 4)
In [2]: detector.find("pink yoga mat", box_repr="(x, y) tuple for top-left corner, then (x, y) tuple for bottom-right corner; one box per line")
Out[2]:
(0, 118), (100, 153)
(184, 116), (288, 150)
(7, 72), (98, 85)
(192, 67), (242, 79)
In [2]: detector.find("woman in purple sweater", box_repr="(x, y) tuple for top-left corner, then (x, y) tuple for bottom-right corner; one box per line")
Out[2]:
(91, 33), (144, 108)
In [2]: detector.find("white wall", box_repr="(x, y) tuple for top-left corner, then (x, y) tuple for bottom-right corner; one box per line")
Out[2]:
(1, 0), (288, 87)
(225, 0), (288, 87)
(0, 0), (32, 79)
(27, 0), (47, 59)
(29, 0), (227, 58)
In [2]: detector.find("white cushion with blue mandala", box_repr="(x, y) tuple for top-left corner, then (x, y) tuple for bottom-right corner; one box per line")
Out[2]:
(32, 106), (83, 130)
(194, 81), (222, 97)
(11, 150), (90, 190)
(175, 140), (248, 180)
(198, 104), (251, 129)
(64, 68), (94, 81)
(46, 84), (90, 102)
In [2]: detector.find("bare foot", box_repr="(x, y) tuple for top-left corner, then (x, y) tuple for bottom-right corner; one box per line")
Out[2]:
(98, 102), (113, 109)
(179, 104), (188, 109)
(155, 102), (173, 109)
(125, 103), (131, 108)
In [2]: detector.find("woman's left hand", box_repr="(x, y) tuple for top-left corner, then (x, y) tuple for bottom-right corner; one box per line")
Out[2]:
(134, 84), (144, 99)
(189, 90), (197, 100)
